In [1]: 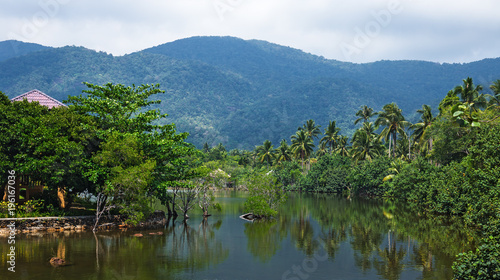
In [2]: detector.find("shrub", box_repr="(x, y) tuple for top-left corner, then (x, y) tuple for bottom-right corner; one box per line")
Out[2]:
(348, 156), (391, 196)
(453, 236), (500, 280)
(243, 173), (286, 218)
(298, 154), (351, 193)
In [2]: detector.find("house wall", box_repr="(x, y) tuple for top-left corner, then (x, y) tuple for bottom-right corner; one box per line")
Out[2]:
(2, 175), (44, 204)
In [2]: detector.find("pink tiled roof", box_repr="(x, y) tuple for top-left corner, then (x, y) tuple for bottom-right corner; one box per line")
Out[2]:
(10, 89), (67, 109)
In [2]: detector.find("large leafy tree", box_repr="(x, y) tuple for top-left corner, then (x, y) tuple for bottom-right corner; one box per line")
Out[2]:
(1, 93), (97, 207)
(375, 103), (409, 157)
(92, 132), (156, 226)
(65, 82), (199, 219)
(65, 82), (166, 134)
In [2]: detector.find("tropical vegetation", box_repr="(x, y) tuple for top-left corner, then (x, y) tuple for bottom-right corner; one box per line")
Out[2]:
(1, 75), (500, 278)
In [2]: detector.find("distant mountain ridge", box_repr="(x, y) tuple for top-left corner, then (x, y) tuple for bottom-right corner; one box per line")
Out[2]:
(0, 40), (49, 62)
(1, 36), (499, 149)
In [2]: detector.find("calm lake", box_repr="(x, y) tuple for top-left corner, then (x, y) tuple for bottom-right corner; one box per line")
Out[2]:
(1, 191), (476, 280)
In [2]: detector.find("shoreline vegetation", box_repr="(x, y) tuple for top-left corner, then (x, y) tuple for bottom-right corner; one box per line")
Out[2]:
(1, 77), (500, 278)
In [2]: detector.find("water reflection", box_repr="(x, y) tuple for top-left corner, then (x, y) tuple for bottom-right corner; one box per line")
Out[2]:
(0, 192), (478, 280)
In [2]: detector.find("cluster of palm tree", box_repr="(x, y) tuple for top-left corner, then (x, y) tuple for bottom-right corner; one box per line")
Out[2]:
(254, 119), (345, 168)
(351, 77), (500, 163)
(253, 77), (500, 168)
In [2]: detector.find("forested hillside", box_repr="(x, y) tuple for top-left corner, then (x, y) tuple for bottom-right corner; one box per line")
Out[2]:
(1, 36), (499, 149)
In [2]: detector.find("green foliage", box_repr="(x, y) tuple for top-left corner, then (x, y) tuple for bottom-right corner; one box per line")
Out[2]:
(453, 237), (500, 280)
(93, 132), (156, 225)
(299, 154), (352, 193)
(0, 201), (13, 217)
(349, 156), (391, 196)
(375, 103), (410, 157)
(65, 82), (166, 134)
(272, 161), (303, 190)
(243, 173), (286, 218)
(17, 199), (44, 215)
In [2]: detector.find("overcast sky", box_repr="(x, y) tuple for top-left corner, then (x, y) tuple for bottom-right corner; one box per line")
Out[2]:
(1, 0), (499, 63)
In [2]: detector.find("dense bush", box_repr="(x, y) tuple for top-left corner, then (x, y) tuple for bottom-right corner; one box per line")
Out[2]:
(272, 161), (303, 190)
(453, 237), (500, 280)
(349, 156), (391, 196)
(243, 173), (287, 218)
(298, 154), (351, 193)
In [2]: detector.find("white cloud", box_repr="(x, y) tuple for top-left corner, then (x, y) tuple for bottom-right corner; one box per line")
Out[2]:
(0, 0), (499, 63)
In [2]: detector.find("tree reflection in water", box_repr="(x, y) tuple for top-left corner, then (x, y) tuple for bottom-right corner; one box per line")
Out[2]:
(244, 217), (288, 262)
(0, 192), (480, 280)
(92, 217), (229, 279)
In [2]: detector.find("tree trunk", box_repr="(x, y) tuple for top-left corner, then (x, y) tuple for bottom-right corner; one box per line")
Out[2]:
(388, 134), (392, 157)
(392, 131), (397, 158)
(165, 200), (173, 216)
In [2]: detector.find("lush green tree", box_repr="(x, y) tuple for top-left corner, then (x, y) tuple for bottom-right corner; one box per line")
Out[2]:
(196, 168), (227, 217)
(453, 77), (486, 113)
(65, 83), (166, 133)
(0, 95), (98, 208)
(243, 173), (286, 218)
(428, 111), (475, 165)
(320, 120), (340, 153)
(335, 136), (350, 157)
(206, 143), (227, 161)
(438, 90), (460, 115)
(299, 154), (352, 193)
(143, 127), (200, 217)
(255, 140), (276, 166)
(291, 130), (315, 169)
(410, 104), (435, 155)
(351, 122), (384, 163)
(92, 132), (156, 227)
(66, 82), (199, 219)
(272, 161), (303, 190)
(348, 156), (391, 197)
(274, 139), (292, 165)
(316, 141), (329, 157)
(375, 103), (409, 157)
(488, 79), (500, 107)
(298, 119), (321, 140)
(354, 105), (377, 125)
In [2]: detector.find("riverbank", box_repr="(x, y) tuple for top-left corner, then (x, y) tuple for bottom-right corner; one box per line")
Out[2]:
(0, 210), (168, 236)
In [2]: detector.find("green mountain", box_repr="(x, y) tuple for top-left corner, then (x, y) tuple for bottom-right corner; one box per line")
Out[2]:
(0, 40), (49, 62)
(1, 36), (499, 149)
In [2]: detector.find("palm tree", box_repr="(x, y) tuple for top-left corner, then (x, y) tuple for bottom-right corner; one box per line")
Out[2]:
(274, 139), (292, 165)
(320, 120), (340, 153)
(354, 105), (377, 125)
(453, 77), (486, 112)
(351, 122), (384, 163)
(298, 119), (322, 140)
(256, 140), (276, 166)
(291, 130), (315, 169)
(316, 141), (328, 158)
(410, 104), (435, 155)
(375, 103), (410, 158)
(488, 79), (500, 107)
(335, 136), (350, 157)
